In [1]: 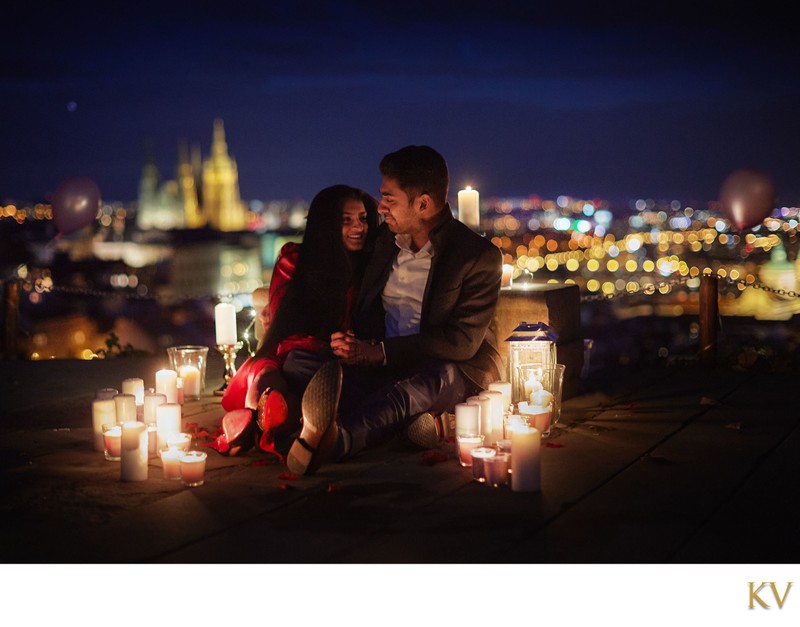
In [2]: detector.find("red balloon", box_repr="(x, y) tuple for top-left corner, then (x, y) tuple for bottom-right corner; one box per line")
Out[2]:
(719, 169), (775, 231)
(52, 176), (101, 235)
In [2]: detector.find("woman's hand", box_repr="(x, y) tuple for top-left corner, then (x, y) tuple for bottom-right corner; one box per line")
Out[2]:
(331, 331), (383, 367)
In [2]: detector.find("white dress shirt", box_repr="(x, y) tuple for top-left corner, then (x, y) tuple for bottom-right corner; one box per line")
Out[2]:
(382, 234), (433, 338)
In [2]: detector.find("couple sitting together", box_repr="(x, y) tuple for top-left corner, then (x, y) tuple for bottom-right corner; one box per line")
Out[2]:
(213, 145), (504, 475)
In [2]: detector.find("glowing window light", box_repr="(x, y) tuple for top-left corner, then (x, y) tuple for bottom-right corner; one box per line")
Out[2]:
(587, 279), (600, 292)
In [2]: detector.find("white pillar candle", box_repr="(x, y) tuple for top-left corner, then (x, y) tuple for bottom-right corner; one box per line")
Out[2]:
(481, 389), (505, 446)
(511, 425), (541, 492)
(113, 393), (137, 425)
(214, 302), (238, 345)
(121, 378), (144, 406)
(180, 451), (208, 487)
(176, 378), (184, 405)
(466, 395), (491, 439)
(92, 398), (117, 452)
(454, 402), (480, 436)
(488, 381), (512, 412)
(143, 392), (167, 426)
(147, 424), (158, 457)
(160, 447), (182, 480)
(501, 264), (513, 288)
(120, 421), (148, 482)
(457, 186), (480, 230)
(156, 403), (182, 450)
(503, 414), (529, 439)
(155, 369), (178, 404)
(179, 364), (201, 400)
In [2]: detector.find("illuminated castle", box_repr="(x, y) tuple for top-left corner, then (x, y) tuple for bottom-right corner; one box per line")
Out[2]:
(136, 119), (248, 232)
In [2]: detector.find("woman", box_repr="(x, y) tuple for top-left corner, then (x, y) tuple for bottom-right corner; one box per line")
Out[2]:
(211, 184), (378, 458)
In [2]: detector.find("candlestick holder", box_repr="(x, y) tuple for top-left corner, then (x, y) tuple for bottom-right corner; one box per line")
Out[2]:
(214, 341), (243, 396)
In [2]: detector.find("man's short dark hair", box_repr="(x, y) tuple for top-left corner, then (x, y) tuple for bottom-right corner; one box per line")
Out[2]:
(379, 145), (449, 210)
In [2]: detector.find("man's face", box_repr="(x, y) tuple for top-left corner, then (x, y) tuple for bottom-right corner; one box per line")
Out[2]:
(378, 176), (422, 235)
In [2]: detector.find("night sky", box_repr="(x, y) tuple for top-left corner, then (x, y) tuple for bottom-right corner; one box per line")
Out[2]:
(3, 0), (800, 207)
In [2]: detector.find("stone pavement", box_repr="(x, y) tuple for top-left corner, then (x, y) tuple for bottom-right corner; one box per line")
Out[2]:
(1, 354), (798, 564)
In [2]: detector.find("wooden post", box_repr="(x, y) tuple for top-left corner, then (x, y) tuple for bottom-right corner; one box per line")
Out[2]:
(699, 274), (718, 364)
(2, 279), (21, 358)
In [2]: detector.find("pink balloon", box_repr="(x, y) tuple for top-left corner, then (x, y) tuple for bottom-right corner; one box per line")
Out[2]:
(719, 169), (775, 231)
(52, 176), (101, 235)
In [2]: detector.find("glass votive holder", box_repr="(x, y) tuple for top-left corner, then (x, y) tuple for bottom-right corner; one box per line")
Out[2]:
(470, 447), (496, 482)
(456, 434), (485, 467)
(166, 345), (209, 400)
(180, 451), (207, 487)
(166, 432), (192, 451)
(160, 446), (182, 480)
(484, 452), (510, 487)
(503, 414), (529, 439)
(102, 423), (122, 461)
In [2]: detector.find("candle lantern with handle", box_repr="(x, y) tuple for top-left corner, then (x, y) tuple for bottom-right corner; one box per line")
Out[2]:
(505, 322), (558, 407)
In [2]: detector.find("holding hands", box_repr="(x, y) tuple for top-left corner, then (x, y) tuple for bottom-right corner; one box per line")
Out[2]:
(331, 330), (384, 367)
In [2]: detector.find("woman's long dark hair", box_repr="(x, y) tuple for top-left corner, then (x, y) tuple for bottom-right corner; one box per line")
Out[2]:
(255, 184), (378, 358)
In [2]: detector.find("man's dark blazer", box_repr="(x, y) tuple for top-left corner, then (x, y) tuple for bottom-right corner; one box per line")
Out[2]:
(353, 209), (503, 390)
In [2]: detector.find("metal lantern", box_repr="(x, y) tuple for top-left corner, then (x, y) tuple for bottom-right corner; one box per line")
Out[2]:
(505, 322), (558, 406)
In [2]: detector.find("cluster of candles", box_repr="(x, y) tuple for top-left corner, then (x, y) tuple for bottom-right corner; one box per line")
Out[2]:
(90, 371), (207, 486)
(451, 374), (554, 492)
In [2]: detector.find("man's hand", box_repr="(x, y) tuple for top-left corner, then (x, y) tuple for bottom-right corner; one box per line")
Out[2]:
(331, 331), (384, 367)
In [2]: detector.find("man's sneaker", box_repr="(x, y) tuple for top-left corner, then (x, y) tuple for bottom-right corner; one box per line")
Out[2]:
(286, 360), (343, 475)
(406, 412), (445, 449)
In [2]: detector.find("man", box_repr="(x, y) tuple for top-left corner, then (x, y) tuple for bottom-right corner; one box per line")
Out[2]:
(286, 145), (503, 475)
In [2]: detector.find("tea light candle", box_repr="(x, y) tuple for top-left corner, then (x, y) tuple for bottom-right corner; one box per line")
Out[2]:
(166, 432), (192, 451)
(457, 186), (480, 230)
(484, 452), (510, 486)
(92, 398), (117, 452)
(454, 402), (480, 437)
(456, 434), (484, 467)
(120, 421), (148, 482)
(470, 447), (496, 483)
(156, 403), (182, 450)
(511, 425), (541, 492)
(180, 451), (208, 487)
(121, 378), (145, 406)
(113, 393), (137, 424)
(102, 424), (122, 461)
(488, 381), (512, 412)
(143, 392), (167, 426)
(160, 447), (182, 480)
(155, 369), (178, 404)
(215, 302), (237, 345)
(95, 387), (119, 400)
(179, 364), (201, 400)
(501, 264), (513, 288)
